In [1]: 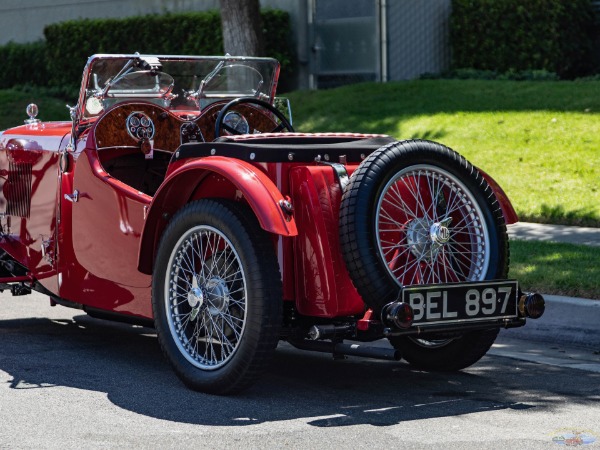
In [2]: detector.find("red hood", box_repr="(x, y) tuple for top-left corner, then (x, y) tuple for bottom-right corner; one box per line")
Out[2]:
(0, 121), (72, 151)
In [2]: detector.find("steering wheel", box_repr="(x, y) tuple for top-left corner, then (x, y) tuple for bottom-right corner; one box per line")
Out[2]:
(214, 97), (294, 138)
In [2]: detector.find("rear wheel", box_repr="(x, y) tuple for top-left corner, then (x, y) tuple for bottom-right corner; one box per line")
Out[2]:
(339, 140), (509, 370)
(388, 329), (500, 371)
(152, 199), (282, 394)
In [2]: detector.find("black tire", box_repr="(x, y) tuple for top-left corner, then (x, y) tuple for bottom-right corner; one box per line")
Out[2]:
(388, 328), (500, 371)
(152, 199), (282, 394)
(339, 139), (509, 371)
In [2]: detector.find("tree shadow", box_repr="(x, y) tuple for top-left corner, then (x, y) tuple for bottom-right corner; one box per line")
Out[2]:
(0, 313), (598, 428)
(409, 129), (447, 141)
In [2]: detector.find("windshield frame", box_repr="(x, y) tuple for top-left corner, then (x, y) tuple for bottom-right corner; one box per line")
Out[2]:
(75, 54), (281, 125)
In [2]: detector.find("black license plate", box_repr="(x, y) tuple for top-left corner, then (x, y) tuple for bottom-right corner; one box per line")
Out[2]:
(401, 280), (518, 326)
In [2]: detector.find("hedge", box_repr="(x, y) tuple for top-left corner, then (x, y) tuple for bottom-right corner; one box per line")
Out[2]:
(0, 41), (47, 88)
(451, 0), (597, 79)
(0, 9), (293, 90)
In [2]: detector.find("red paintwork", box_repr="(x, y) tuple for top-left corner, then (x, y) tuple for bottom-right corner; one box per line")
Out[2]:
(139, 156), (298, 273)
(59, 145), (153, 317)
(0, 122), (71, 294)
(5, 122), (72, 138)
(289, 165), (364, 317)
(357, 309), (375, 331)
(0, 275), (32, 283)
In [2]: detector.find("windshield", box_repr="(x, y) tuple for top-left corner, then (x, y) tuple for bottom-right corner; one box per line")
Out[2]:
(78, 54), (280, 120)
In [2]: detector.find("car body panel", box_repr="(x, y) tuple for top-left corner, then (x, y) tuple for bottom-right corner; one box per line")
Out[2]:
(138, 155), (298, 274)
(290, 165), (364, 317)
(0, 123), (71, 292)
(61, 145), (153, 317)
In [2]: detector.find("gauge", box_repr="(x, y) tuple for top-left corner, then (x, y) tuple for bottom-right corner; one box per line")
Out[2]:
(223, 111), (249, 134)
(126, 111), (155, 141)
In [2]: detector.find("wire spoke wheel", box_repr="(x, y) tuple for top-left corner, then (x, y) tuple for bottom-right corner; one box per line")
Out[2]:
(166, 225), (246, 370)
(153, 200), (281, 394)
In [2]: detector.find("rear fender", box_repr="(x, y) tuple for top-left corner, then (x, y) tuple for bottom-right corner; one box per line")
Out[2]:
(480, 169), (518, 224)
(138, 156), (297, 274)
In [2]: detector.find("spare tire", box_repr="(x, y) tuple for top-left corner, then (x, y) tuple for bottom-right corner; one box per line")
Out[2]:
(339, 139), (509, 312)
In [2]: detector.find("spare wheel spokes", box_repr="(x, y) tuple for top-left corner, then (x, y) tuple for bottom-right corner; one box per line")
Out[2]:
(376, 165), (490, 286)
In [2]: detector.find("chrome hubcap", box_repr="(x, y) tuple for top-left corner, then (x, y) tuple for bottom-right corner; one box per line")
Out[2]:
(405, 217), (453, 262)
(406, 218), (433, 260)
(430, 218), (452, 245)
(187, 285), (204, 309)
(205, 277), (230, 315)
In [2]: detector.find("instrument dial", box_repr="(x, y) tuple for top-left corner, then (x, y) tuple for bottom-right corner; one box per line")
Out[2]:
(126, 112), (155, 141)
(223, 111), (249, 134)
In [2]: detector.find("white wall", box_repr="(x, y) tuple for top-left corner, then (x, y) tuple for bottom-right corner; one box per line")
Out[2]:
(0, 0), (218, 44)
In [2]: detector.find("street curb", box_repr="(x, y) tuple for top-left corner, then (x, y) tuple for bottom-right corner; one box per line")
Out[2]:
(508, 222), (600, 247)
(545, 294), (600, 307)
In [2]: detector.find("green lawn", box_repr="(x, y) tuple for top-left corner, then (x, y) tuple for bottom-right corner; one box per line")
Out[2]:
(287, 80), (600, 226)
(510, 240), (600, 299)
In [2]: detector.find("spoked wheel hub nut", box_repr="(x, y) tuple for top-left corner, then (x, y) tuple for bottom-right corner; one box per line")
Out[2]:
(406, 217), (452, 261)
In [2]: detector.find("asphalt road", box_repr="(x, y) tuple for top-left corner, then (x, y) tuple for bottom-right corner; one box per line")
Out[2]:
(1, 292), (599, 449)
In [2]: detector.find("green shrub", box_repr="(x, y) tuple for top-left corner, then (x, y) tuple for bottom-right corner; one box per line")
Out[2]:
(451, 0), (597, 79)
(0, 41), (47, 89)
(43, 9), (293, 89)
(262, 8), (295, 75)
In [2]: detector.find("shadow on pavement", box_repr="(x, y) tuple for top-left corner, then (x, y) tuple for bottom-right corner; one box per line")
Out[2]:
(0, 313), (598, 427)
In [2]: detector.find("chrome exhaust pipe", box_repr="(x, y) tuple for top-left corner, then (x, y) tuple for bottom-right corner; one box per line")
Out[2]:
(307, 324), (354, 340)
(289, 339), (401, 361)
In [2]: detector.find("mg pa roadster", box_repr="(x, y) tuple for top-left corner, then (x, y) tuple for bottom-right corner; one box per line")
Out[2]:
(0, 54), (544, 394)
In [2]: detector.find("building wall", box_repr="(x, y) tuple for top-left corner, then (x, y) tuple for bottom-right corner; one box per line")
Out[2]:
(0, 0), (307, 45)
(0, 0), (218, 44)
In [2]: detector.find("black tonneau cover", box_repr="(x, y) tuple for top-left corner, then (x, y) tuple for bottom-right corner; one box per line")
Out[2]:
(173, 134), (396, 164)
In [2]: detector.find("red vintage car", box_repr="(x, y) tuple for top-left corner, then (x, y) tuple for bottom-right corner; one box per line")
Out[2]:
(0, 54), (544, 394)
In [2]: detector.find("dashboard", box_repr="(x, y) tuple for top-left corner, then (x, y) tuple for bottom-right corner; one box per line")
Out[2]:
(92, 101), (278, 152)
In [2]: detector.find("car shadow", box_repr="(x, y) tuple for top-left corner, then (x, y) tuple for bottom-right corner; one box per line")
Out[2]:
(0, 312), (596, 427)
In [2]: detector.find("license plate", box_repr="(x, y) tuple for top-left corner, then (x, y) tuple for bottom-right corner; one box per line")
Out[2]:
(401, 280), (518, 326)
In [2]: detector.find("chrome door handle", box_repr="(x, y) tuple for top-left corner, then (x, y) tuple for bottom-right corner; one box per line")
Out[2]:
(64, 189), (79, 203)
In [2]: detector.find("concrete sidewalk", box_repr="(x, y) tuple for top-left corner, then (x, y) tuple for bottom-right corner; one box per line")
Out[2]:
(503, 294), (600, 350)
(508, 222), (600, 246)
(504, 222), (600, 352)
